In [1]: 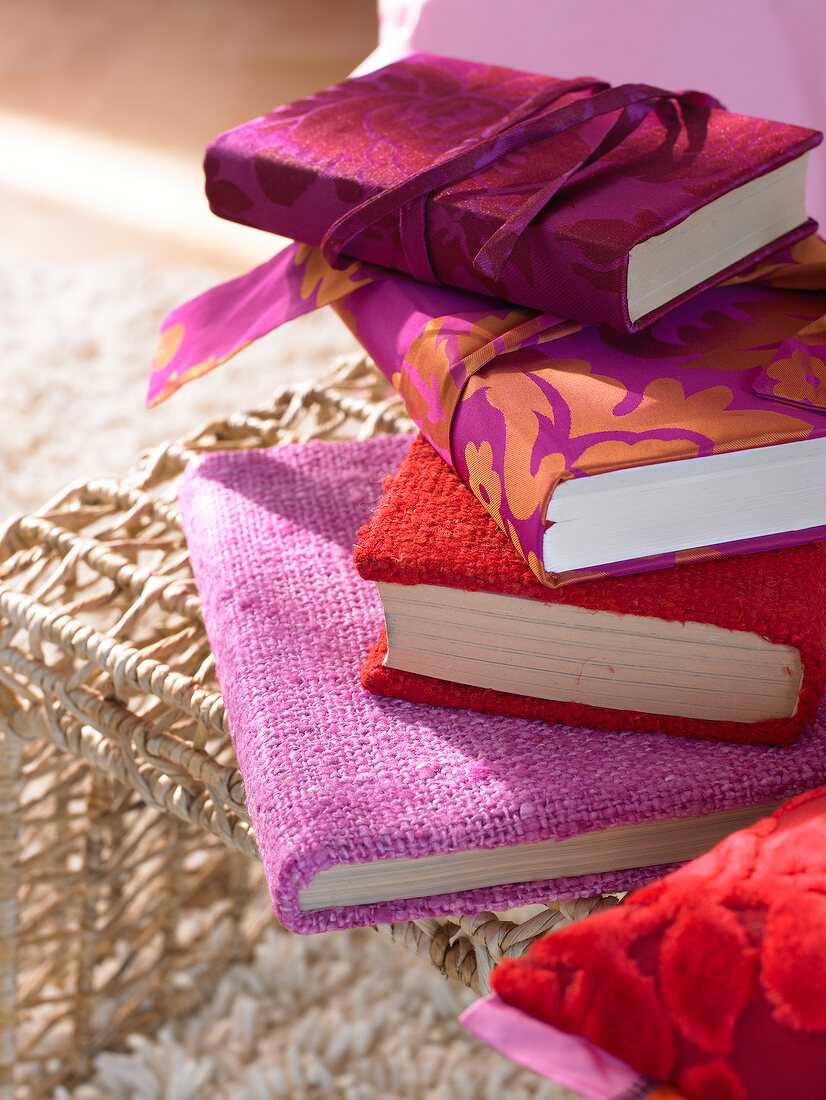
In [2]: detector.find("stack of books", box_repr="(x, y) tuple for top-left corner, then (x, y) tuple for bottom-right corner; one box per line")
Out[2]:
(160, 53), (826, 930)
(179, 436), (826, 933)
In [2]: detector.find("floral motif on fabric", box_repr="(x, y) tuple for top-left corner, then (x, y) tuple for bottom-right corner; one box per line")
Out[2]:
(203, 53), (820, 330)
(148, 232), (826, 588)
(446, 282), (824, 584)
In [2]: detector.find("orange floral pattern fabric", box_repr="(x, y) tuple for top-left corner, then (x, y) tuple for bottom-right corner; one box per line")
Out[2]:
(147, 233), (826, 587)
(449, 278), (826, 585)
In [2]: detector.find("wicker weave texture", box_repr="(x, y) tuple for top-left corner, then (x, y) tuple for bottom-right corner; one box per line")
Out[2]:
(0, 357), (617, 1096)
(0, 736), (268, 1099)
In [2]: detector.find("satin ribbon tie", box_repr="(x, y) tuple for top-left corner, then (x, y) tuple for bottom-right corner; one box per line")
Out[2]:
(320, 81), (723, 283)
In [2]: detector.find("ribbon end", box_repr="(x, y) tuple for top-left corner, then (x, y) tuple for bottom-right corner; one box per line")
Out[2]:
(474, 229), (519, 281)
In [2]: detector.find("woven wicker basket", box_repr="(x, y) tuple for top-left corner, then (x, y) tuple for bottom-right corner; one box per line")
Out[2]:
(0, 356), (617, 1097)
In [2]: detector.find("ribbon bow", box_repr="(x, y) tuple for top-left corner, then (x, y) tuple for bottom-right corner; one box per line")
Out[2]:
(320, 80), (723, 283)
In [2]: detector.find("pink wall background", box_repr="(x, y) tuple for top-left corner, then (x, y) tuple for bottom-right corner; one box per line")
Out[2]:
(359, 0), (826, 227)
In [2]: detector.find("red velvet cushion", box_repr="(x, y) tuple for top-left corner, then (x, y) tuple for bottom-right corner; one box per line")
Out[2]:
(491, 785), (826, 1100)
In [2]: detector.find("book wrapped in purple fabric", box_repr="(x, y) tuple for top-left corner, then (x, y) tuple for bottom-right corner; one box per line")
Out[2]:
(178, 434), (826, 933)
(203, 53), (820, 333)
(149, 234), (826, 589)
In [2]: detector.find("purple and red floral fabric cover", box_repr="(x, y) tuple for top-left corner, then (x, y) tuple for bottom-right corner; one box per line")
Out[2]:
(202, 53), (820, 333)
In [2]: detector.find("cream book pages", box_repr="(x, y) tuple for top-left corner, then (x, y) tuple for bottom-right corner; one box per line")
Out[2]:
(543, 435), (826, 573)
(299, 803), (782, 910)
(626, 153), (810, 321)
(377, 583), (803, 723)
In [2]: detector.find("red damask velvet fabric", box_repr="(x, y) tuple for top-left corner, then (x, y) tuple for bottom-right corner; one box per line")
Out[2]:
(491, 785), (826, 1100)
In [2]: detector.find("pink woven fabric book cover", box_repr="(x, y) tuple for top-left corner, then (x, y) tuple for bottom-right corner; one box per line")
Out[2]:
(178, 435), (826, 933)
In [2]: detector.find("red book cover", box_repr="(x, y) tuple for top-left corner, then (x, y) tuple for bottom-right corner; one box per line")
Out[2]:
(354, 435), (826, 744)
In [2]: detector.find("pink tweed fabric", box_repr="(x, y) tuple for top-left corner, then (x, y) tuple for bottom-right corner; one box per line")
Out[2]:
(179, 435), (826, 933)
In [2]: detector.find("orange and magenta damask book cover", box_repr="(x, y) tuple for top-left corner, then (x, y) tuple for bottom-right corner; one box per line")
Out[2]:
(148, 234), (826, 588)
(332, 234), (826, 588)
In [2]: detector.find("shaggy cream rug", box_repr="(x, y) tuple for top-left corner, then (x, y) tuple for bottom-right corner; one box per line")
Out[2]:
(1, 254), (574, 1100)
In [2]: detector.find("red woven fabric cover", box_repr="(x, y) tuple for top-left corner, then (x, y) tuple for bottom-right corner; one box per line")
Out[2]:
(356, 434), (826, 744)
(491, 785), (826, 1100)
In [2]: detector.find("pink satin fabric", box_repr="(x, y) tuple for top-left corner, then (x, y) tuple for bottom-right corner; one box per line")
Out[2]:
(460, 995), (662, 1099)
(147, 234), (826, 589)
